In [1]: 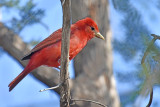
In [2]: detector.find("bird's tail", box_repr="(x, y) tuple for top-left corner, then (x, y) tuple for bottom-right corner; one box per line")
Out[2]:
(8, 61), (35, 92)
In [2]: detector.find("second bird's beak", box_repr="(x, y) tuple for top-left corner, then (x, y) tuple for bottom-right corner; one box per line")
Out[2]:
(95, 32), (105, 40)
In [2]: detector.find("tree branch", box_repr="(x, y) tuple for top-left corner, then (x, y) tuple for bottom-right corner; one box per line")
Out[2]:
(60, 0), (71, 106)
(40, 82), (62, 92)
(71, 99), (108, 107)
(146, 87), (153, 107)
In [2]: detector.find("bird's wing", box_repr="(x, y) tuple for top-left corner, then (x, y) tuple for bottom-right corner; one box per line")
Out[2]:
(22, 29), (62, 60)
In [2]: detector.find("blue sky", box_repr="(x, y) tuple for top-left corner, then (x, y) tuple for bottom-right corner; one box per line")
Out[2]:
(0, 0), (160, 107)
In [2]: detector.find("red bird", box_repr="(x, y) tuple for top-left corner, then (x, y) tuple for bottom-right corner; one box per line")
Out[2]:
(8, 17), (104, 91)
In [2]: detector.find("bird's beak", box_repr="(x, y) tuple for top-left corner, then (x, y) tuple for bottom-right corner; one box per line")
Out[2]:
(95, 32), (105, 40)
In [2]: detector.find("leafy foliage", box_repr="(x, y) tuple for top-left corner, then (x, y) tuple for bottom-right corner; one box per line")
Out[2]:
(0, 0), (20, 8)
(112, 0), (160, 106)
(112, 0), (150, 60)
(0, 0), (45, 33)
(140, 36), (160, 92)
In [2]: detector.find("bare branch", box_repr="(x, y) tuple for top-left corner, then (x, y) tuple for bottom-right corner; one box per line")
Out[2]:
(151, 34), (160, 39)
(71, 99), (108, 107)
(60, 0), (71, 106)
(39, 83), (62, 92)
(146, 87), (153, 107)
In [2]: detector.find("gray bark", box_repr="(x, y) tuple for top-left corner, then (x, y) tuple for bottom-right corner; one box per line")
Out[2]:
(60, 0), (71, 106)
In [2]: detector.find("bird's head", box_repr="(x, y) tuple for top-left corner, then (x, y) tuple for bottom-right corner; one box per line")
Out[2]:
(83, 17), (104, 40)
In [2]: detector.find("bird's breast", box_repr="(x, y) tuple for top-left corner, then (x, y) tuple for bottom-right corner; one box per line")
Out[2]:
(69, 36), (88, 60)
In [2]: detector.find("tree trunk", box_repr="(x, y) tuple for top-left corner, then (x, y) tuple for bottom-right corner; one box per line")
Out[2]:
(71, 0), (120, 107)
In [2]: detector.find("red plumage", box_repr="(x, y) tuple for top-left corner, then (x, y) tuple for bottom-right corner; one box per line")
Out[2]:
(8, 17), (104, 91)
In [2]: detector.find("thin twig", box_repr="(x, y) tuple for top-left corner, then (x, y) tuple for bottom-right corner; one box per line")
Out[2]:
(39, 77), (70, 92)
(39, 83), (62, 92)
(146, 87), (153, 107)
(71, 99), (108, 107)
(151, 34), (160, 39)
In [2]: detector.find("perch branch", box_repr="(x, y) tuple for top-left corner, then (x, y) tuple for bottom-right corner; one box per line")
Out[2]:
(71, 99), (108, 107)
(60, 0), (71, 106)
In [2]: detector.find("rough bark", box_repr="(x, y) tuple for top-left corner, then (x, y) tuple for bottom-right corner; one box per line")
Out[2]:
(71, 0), (120, 107)
(60, 0), (71, 106)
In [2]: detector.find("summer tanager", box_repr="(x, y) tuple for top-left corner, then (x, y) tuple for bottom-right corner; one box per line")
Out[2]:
(8, 17), (104, 91)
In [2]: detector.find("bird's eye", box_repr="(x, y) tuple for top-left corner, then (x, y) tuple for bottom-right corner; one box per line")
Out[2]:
(91, 27), (95, 31)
